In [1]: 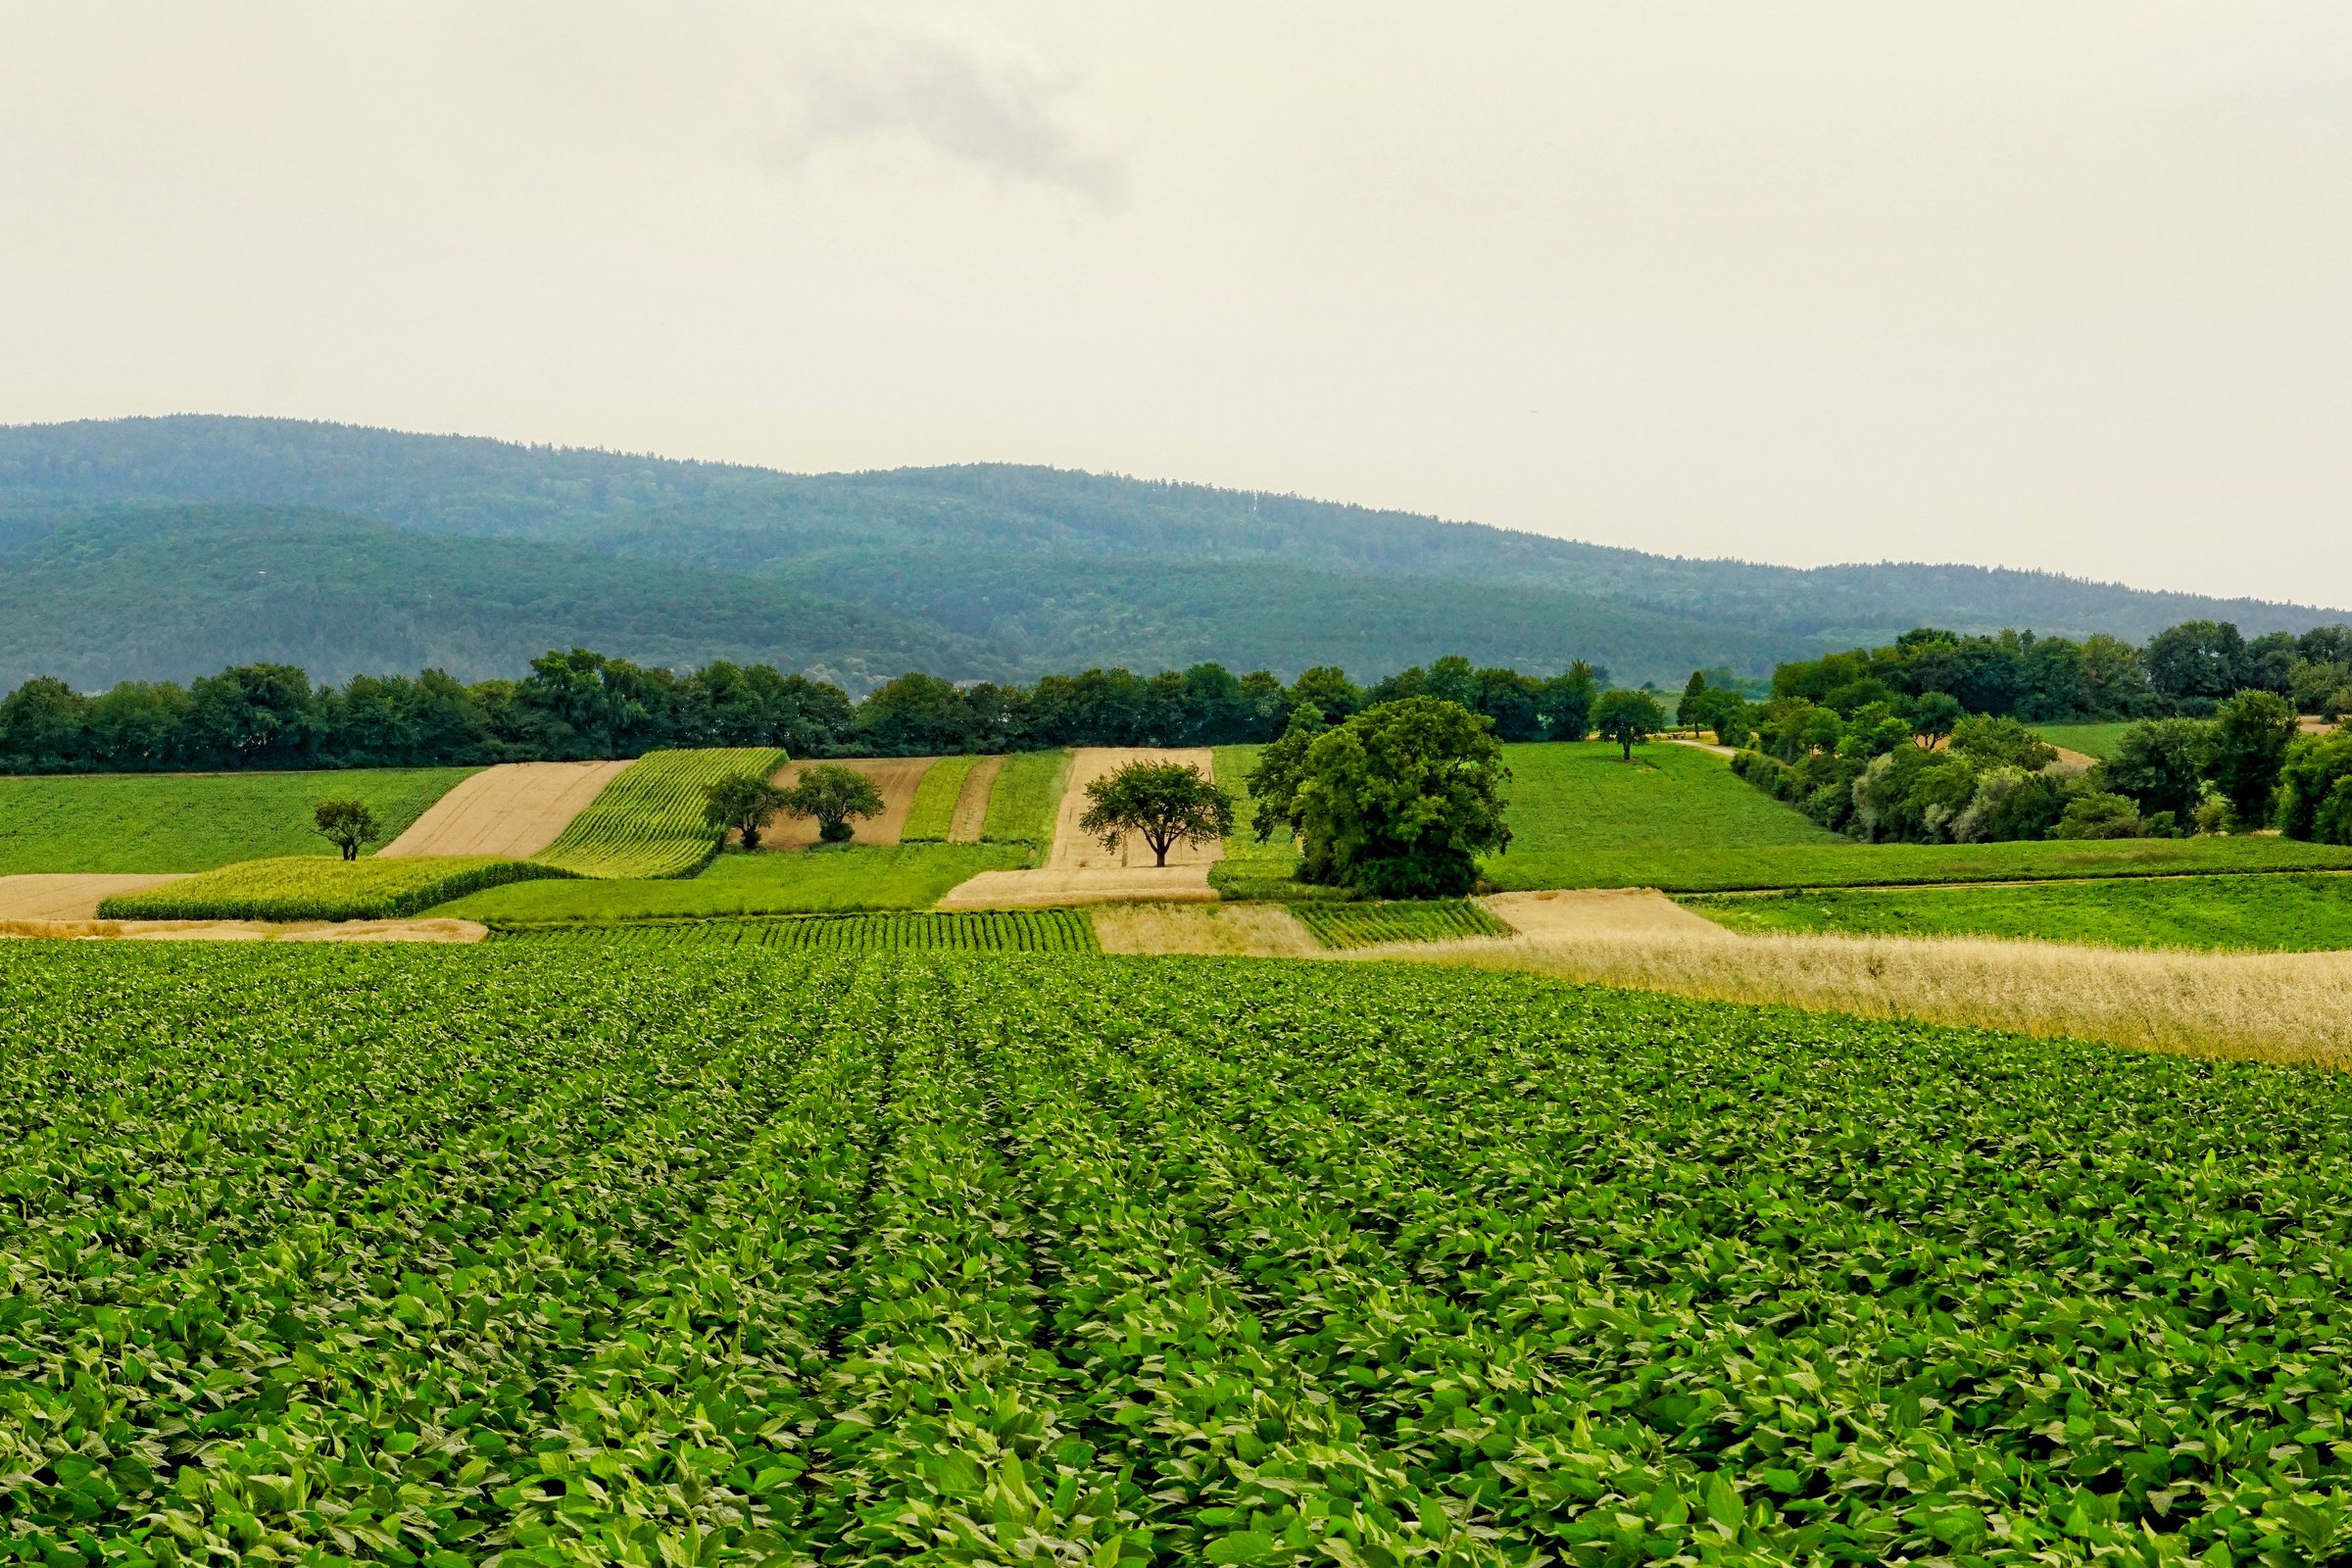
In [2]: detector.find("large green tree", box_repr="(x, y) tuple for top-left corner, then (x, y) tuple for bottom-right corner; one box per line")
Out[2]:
(1290, 696), (1511, 896)
(1078, 760), (1236, 867)
(776, 763), (885, 844)
(1592, 689), (1667, 762)
(2204, 690), (2299, 827)
(703, 772), (789, 851)
(2105, 718), (2211, 822)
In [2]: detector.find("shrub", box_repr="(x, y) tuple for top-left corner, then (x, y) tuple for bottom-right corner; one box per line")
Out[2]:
(2051, 791), (2143, 840)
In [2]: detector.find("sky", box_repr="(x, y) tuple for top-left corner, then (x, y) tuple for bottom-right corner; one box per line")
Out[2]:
(4, 3), (2349, 608)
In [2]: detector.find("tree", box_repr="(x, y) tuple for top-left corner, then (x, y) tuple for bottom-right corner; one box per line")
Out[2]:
(776, 763), (885, 844)
(1078, 760), (1236, 867)
(1291, 697), (1511, 896)
(1592, 690), (1666, 761)
(703, 772), (789, 851)
(2104, 718), (2211, 821)
(1946, 714), (2057, 771)
(1246, 703), (1328, 842)
(1677, 671), (1710, 729)
(2144, 620), (2245, 708)
(1539, 662), (1599, 741)
(2276, 731), (2352, 844)
(2049, 791), (2143, 840)
(2204, 689), (2299, 827)
(1910, 692), (1965, 749)
(312, 800), (380, 861)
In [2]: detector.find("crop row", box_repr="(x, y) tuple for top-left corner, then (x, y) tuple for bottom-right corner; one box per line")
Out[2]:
(897, 754), (981, 842)
(92, 854), (565, 921)
(8, 944), (2352, 1561)
(1293, 897), (1512, 949)
(501, 907), (1099, 953)
(533, 746), (787, 878)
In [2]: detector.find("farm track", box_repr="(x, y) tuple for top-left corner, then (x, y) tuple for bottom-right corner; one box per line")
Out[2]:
(0, 872), (185, 920)
(377, 760), (630, 858)
(948, 754), (1004, 842)
(761, 756), (936, 848)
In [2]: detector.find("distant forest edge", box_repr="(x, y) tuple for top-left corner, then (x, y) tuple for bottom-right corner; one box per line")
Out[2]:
(1, 415), (2340, 692)
(2, 616), (2344, 774)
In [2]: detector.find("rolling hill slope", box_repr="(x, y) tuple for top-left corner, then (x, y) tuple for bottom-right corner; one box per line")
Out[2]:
(0, 415), (2339, 691)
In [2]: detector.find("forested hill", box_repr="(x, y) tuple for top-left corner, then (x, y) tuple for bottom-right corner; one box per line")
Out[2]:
(0, 415), (2336, 691)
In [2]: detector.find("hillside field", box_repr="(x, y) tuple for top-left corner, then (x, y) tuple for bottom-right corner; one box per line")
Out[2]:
(1688, 871), (2352, 952)
(9, 941), (2352, 1559)
(437, 842), (1026, 923)
(0, 767), (473, 874)
(533, 747), (786, 878)
(96, 854), (564, 922)
(2032, 721), (2137, 760)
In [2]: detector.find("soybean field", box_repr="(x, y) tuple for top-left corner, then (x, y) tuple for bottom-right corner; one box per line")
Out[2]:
(8, 943), (2352, 1563)
(503, 908), (1099, 953)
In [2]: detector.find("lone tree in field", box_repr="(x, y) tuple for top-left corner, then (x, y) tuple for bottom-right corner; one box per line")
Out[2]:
(312, 800), (381, 861)
(1080, 760), (1237, 867)
(703, 772), (789, 851)
(1591, 689), (1666, 762)
(776, 763), (886, 844)
(1290, 696), (1511, 897)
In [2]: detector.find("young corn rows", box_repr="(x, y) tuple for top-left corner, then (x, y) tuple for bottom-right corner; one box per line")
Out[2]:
(503, 908), (1098, 953)
(1292, 899), (1512, 949)
(532, 747), (787, 879)
(7, 943), (2352, 1563)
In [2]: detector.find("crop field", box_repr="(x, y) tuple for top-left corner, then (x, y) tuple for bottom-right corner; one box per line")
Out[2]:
(1689, 870), (2352, 952)
(1293, 898), (1510, 949)
(898, 755), (981, 842)
(0, 767), (474, 874)
(437, 842), (1027, 922)
(2032, 721), (2137, 760)
(533, 747), (786, 878)
(506, 907), (1099, 952)
(979, 747), (1070, 853)
(92, 854), (564, 921)
(1487, 741), (2352, 892)
(8, 943), (2352, 1561)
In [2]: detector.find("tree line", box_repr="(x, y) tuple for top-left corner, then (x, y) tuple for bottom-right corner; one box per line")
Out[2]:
(0, 648), (1611, 774)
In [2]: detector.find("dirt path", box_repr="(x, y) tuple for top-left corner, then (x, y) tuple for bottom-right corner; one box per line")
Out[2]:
(949, 756), (1004, 844)
(1484, 888), (1731, 940)
(1049, 748), (1222, 870)
(0, 874), (188, 921)
(0, 916), (487, 944)
(1665, 737), (1737, 759)
(937, 864), (1216, 908)
(379, 761), (630, 858)
(760, 757), (937, 849)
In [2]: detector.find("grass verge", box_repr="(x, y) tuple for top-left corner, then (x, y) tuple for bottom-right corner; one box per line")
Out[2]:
(436, 842), (1027, 922)
(96, 855), (564, 921)
(0, 768), (476, 874)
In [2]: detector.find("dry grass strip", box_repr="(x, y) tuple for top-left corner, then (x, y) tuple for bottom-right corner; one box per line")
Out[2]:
(1094, 902), (1320, 957)
(0, 917), (488, 945)
(1358, 929), (2352, 1070)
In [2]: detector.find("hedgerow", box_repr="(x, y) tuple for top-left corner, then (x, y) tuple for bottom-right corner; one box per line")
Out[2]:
(92, 853), (564, 920)
(9, 945), (2352, 1561)
(533, 746), (786, 878)
(1293, 898), (1510, 948)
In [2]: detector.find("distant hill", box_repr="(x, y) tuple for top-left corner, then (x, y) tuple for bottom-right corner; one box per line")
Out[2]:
(0, 415), (2339, 692)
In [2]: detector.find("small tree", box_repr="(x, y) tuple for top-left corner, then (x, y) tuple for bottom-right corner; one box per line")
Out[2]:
(1592, 690), (1666, 761)
(1676, 671), (1710, 730)
(777, 763), (886, 844)
(704, 772), (788, 851)
(313, 800), (380, 861)
(1079, 760), (1237, 867)
(1911, 693), (1965, 750)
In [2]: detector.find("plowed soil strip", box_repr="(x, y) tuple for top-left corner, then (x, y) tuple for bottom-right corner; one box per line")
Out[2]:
(378, 761), (631, 858)
(762, 757), (937, 849)
(1049, 748), (1222, 870)
(949, 756), (1004, 844)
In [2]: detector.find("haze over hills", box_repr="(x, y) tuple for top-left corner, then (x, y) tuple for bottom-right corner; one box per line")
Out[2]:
(0, 415), (2339, 694)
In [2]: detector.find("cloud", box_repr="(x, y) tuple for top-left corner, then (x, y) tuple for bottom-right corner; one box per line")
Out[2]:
(766, 23), (1124, 201)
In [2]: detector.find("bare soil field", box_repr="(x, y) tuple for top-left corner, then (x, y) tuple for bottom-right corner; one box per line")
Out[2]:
(937, 864), (1217, 909)
(949, 756), (1004, 843)
(1049, 748), (1223, 870)
(1093, 902), (1318, 956)
(378, 761), (630, 858)
(761, 758), (936, 849)
(0, 873), (188, 921)
(0, 916), (487, 944)
(1483, 887), (1728, 940)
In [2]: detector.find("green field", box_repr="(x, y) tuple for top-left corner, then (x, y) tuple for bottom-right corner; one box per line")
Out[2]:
(1294, 898), (1510, 949)
(96, 854), (564, 922)
(2032, 720), (2137, 760)
(438, 841), (1026, 923)
(10, 941), (2352, 1559)
(534, 747), (786, 879)
(0, 767), (473, 874)
(506, 907), (1099, 953)
(979, 747), (1069, 854)
(898, 754), (977, 842)
(1484, 741), (2352, 893)
(1689, 870), (2352, 952)
(1208, 742), (1324, 900)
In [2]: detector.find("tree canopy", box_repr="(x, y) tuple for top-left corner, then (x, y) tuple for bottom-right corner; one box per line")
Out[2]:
(1077, 760), (1236, 868)
(1288, 697), (1512, 897)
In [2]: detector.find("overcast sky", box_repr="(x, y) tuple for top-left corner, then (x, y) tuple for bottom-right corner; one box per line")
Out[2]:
(5, 3), (2349, 607)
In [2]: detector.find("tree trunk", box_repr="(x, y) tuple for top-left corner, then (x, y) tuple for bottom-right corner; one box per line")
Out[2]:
(342, 841), (359, 860)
